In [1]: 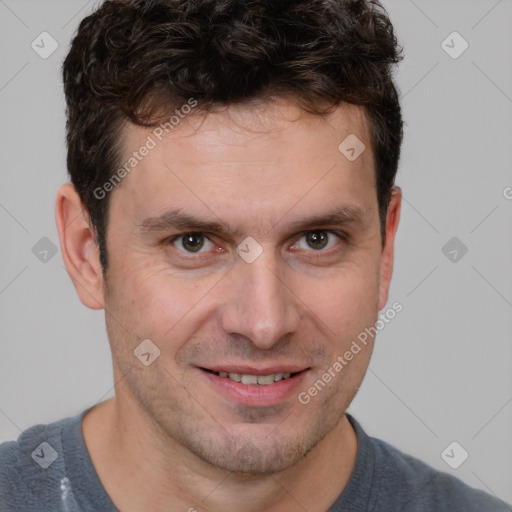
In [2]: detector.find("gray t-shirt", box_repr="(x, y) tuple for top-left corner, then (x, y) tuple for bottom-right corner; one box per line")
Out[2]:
(0, 410), (510, 511)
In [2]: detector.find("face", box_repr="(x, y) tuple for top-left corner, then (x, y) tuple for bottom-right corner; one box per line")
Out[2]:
(90, 99), (399, 474)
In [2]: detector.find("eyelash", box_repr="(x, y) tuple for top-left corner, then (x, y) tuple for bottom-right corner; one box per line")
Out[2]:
(167, 230), (348, 258)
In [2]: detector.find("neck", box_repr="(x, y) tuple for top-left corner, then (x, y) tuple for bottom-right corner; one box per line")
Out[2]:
(82, 396), (358, 512)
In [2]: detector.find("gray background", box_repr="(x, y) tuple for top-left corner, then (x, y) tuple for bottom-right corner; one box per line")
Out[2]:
(1, 0), (511, 505)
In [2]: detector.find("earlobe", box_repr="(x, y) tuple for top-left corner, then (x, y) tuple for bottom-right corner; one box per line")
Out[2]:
(55, 183), (105, 310)
(377, 186), (402, 310)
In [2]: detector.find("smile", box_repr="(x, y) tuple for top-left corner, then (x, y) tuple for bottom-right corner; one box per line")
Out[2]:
(202, 369), (296, 386)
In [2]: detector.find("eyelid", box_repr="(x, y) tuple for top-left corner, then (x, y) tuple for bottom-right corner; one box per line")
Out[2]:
(169, 232), (216, 254)
(290, 230), (346, 252)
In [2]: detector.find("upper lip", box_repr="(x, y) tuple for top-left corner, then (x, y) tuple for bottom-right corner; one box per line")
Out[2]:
(199, 365), (310, 375)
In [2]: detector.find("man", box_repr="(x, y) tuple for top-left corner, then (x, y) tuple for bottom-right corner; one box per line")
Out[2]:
(0, 0), (510, 510)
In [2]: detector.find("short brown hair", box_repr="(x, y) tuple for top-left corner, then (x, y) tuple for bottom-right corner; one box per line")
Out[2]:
(62, 0), (403, 269)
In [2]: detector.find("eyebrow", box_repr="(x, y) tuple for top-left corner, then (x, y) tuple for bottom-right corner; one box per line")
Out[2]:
(138, 206), (367, 237)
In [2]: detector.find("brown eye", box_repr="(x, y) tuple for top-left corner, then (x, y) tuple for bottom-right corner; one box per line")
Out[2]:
(172, 233), (213, 253)
(291, 230), (342, 254)
(305, 231), (329, 250)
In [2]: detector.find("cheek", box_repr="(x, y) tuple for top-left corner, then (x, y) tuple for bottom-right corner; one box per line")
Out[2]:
(296, 264), (381, 334)
(106, 257), (219, 341)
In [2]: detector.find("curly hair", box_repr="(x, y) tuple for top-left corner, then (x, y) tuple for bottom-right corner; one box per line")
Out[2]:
(62, 0), (403, 269)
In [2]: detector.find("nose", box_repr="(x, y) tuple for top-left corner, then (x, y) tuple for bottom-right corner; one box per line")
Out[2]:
(219, 251), (302, 350)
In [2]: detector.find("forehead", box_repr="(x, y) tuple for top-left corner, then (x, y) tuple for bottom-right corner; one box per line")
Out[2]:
(110, 99), (376, 232)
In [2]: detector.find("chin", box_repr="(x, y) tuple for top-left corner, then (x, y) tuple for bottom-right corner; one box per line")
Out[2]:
(202, 439), (307, 475)
(174, 418), (332, 476)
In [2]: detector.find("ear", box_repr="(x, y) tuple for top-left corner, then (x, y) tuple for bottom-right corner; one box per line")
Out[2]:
(55, 183), (105, 310)
(377, 186), (402, 310)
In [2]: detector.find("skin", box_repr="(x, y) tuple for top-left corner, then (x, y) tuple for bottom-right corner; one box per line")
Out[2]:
(56, 98), (401, 512)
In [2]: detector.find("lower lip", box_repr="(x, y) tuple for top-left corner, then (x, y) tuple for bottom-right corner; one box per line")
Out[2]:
(199, 368), (309, 407)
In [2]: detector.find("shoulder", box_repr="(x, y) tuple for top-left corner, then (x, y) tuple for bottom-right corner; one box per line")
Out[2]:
(369, 432), (511, 511)
(0, 414), (81, 511)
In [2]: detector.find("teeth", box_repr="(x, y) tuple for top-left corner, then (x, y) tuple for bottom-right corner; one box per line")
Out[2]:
(257, 374), (275, 385)
(213, 371), (295, 385)
(241, 374), (258, 385)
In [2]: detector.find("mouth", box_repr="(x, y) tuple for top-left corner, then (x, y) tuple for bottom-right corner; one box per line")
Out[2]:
(201, 368), (302, 386)
(197, 366), (310, 407)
